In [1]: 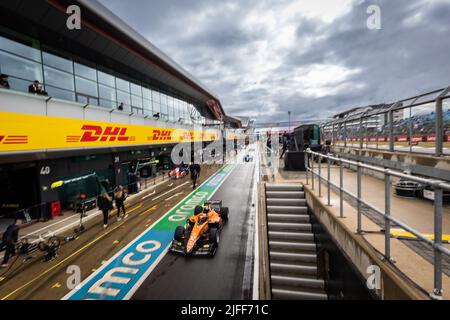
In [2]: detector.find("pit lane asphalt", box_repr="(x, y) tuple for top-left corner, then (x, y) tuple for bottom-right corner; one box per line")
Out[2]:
(0, 165), (221, 300)
(132, 160), (256, 300)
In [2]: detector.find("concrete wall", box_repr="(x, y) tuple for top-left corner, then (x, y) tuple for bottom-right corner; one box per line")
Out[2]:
(305, 187), (429, 300)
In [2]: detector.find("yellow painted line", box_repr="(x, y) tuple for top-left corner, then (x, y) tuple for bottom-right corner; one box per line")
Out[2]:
(0, 277), (5, 282)
(113, 240), (119, 245)
(139, 205), (157, 217)
(0, 203), (143, 300)
(391, 229), (450, 241)
(91, 269), (96, 272)
(51, 283), (61, 289)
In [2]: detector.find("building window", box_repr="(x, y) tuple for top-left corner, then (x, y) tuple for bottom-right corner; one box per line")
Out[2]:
(43, 51), (73, 73)
(0, 34), (210, 125)
(131, 94), (143, 109)
(77, 93), (98, 106)
(99, 84), (116, 102)
(98, 71), (115, 87)
(0, 35), (41, 62)
(130, 83), (142, 97)
(0, 50), (43, 82)
(44, 66), (75, 91)
(116, 78), (130, 93)
(142, 87), (151, 101)
(7, 77), (34, 93)
(143, 99), (152, 115)
(116, 90), (131, 112)
(46, 85), (76, 101)
(75, 76), (98, 97)
(99, 99), (116, 109)
(74, 63), (97, 81)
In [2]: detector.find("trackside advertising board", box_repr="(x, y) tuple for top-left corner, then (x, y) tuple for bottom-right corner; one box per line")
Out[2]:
(0, 111), (218, 152)
(63, 164), (235, 300)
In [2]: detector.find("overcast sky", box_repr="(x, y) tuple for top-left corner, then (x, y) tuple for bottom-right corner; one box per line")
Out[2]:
(98, 0), (450, 123)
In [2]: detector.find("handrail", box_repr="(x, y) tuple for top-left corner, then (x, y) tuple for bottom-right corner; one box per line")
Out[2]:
(257, 142), (271, 298)
(320, 85), (450, 157)
(306, 149), (449, 300)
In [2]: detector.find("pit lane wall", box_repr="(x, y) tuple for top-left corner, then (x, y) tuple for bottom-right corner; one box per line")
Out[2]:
(304, 187), (428, 300)
(0, 89), (221, 154)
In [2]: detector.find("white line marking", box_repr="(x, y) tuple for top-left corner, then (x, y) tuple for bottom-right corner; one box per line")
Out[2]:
(142, 190), (156, 200)
(252, 147), (260, 300)
(151, 182), (189, 201)
(165, 192), (184, 201)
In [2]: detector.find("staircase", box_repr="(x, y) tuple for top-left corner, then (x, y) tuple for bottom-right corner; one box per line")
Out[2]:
(265, 183), (328, 300)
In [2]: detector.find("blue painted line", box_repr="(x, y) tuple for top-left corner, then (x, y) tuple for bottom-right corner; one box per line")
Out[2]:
(63, 164), (236, 300)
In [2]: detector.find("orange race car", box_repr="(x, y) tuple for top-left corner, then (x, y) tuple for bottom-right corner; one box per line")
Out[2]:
(169, 200), (229, 256)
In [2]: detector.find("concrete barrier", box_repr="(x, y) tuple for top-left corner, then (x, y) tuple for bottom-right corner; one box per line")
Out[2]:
(304, 186), (429, 300)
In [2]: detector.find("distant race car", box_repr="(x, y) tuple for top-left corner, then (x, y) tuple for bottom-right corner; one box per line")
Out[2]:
(169, 200), (229, 256)
(168, 165), (189, 179)
(244, 154), (253, 162)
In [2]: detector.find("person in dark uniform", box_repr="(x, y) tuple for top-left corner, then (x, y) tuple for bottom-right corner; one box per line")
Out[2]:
(98, 180), (113, 229)
(0, 74), (10, 89)
(28, 80), (48, 96)
(189, 163), (201, 190)
(114, 185), (127, 221)
(1, 218), (22, 268)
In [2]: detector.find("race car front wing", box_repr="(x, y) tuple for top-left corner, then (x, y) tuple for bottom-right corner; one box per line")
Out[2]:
(169, 240), (215, 256)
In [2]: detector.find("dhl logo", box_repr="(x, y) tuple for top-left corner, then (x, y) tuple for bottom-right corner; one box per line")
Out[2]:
(183, 132), (194, 140)
(0, 135), (28, 145)
(151, 129), (173, 141)
(67, 125), (133, 143)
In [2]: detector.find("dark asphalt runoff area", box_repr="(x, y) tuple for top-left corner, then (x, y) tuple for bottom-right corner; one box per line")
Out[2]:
(132, 160), (256, 300)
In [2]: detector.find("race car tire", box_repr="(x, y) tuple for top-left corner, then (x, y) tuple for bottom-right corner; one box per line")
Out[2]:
(220, 207), (229, 222)
(209, 227), (220, 245)
(174, 226), (185, 242)
(194, 206), (203, 215)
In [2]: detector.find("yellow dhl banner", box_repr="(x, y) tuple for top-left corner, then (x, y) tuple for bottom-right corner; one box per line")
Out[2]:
(0, 112), (218, 152)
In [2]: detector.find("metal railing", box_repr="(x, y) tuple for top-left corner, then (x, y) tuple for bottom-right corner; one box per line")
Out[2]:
(321, 86), (450, 157)
(256, 141), (275, 299)
(305, 149), (450, 300)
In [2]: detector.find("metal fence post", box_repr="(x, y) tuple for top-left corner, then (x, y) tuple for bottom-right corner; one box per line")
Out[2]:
(435, 98), (443, 157)
(433, 187), (443, 299)
(305, 152), (309, 185)
(409, 107), (413, 153)
(389, 109), (394, 152)
(357, 163), (362, 234)
(344, 121), (347, 148)
(385, 173), (391, 260)
(311, 154), (315, 190)
(318, 155), (322, 197)
(332, 124), (336, 145)
(327, 157), (331, 206)
(359, 117), (364, 149)
(339, 159), (344, 218)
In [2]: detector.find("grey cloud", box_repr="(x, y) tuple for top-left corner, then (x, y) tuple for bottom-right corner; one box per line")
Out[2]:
(99, 0), (450, 124)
